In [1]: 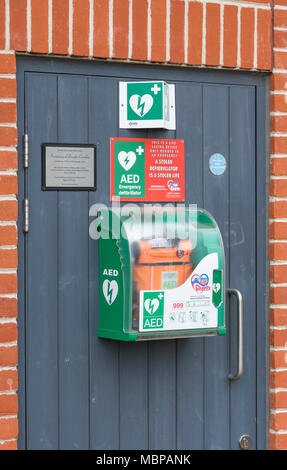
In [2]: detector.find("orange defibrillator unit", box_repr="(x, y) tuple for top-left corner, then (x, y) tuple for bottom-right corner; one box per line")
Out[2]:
(132, 238), (193, 328)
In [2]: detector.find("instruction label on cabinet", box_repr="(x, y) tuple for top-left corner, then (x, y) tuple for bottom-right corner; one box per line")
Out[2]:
(139, 253), (223, 332)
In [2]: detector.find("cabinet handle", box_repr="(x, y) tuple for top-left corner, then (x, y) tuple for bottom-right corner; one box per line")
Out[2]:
(228, 288), (243, 381)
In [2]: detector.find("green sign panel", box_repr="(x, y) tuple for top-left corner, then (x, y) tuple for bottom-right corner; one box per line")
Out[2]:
(127, 81), (164, 121)
(142, 291), (165, 330)
(212, 269), (223, 308)
(113, 139), (146, 198)
(119, 81), (176, 130)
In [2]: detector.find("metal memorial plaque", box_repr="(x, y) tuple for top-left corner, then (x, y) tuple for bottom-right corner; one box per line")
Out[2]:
(42, 144), (96, 190)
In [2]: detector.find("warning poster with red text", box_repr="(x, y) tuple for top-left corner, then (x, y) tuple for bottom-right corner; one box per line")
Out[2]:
(110, 137), (185, 202)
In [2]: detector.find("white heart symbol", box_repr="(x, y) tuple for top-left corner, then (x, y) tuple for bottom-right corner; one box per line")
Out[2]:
(144, 298), (159, 315)
(103, 279), (118, 305)
(213, 283), (220, 293)
(129, 94), (154, 117)
(118, 151), (136, 171)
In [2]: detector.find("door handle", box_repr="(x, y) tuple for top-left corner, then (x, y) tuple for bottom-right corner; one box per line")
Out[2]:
(228, 288), (243, 381)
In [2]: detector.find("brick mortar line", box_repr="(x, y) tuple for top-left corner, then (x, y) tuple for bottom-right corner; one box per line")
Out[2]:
(147, 0), (151, 62)
(0, 341), (17, 347)
(27, 0), (31, 53)
(0, 75), (15, 79)
(270, 176), (287, 180)
(0, 246), (17, 250)
(0, 415), (17, 420)
(220, 2), (224, 67)
(237, 6), (241, 68)
(5, 0), (10, 51)
(0, 294), (17, 299)
(184, 0), (188, 65)
(0, 170), (17, 175)
(254, 7), (258, 69)
(202, 1), (206, 65)
(270, 429), (287, 434)
(109, 0), (113, 58)
(89, 0), (93, 58)
(128, 0), (133, 60)
(0, 317), (17, 322)
(166, 0), (171, 62)
(0, 269), (17, 274)
(0, 98), (16, 102)
(0, 318), (17, 324)
(187, 0), (271, 9)
(68, 0), (73, 56)
(48, 0), (52, 54)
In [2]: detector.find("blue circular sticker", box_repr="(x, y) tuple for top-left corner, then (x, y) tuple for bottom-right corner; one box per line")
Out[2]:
(209, 153), (227, 176)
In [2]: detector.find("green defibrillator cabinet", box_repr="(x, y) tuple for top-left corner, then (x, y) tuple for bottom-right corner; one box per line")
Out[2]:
(98, 207), (225, 341)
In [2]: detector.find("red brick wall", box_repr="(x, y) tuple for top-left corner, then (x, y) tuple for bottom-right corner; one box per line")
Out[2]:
(270, 0), (287, 449)
(0, 0), (283, 450)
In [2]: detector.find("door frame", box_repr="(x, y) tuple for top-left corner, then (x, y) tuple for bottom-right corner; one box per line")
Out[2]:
(16, 55), (270, 450)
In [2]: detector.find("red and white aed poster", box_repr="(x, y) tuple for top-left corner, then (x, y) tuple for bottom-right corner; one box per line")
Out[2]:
(110, 137), (185, 202)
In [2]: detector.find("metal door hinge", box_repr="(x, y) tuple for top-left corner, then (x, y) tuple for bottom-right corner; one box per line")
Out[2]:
(23, 134), (29, 168)
(23, 198), (29, 233)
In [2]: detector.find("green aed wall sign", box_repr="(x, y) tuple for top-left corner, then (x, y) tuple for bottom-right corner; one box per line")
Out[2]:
(110, 137), (185, 202)
(119, 81), (176, 129)
(142, 291), (165, 330)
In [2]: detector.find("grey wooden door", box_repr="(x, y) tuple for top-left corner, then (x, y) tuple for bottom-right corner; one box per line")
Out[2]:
(17, 58), (268, 450)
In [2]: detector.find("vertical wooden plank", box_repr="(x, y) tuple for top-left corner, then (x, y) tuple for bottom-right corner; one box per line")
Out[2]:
(119, 344), (148, 449)
(229, 86), (256, 449)
(175, 82), (205, 450)
(88, 77), (120, 449)
(57, 75), (90, 449)
(25, 73), (59, 449)
(148, 340), (176, 449)
(203, 84), (230, 449)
